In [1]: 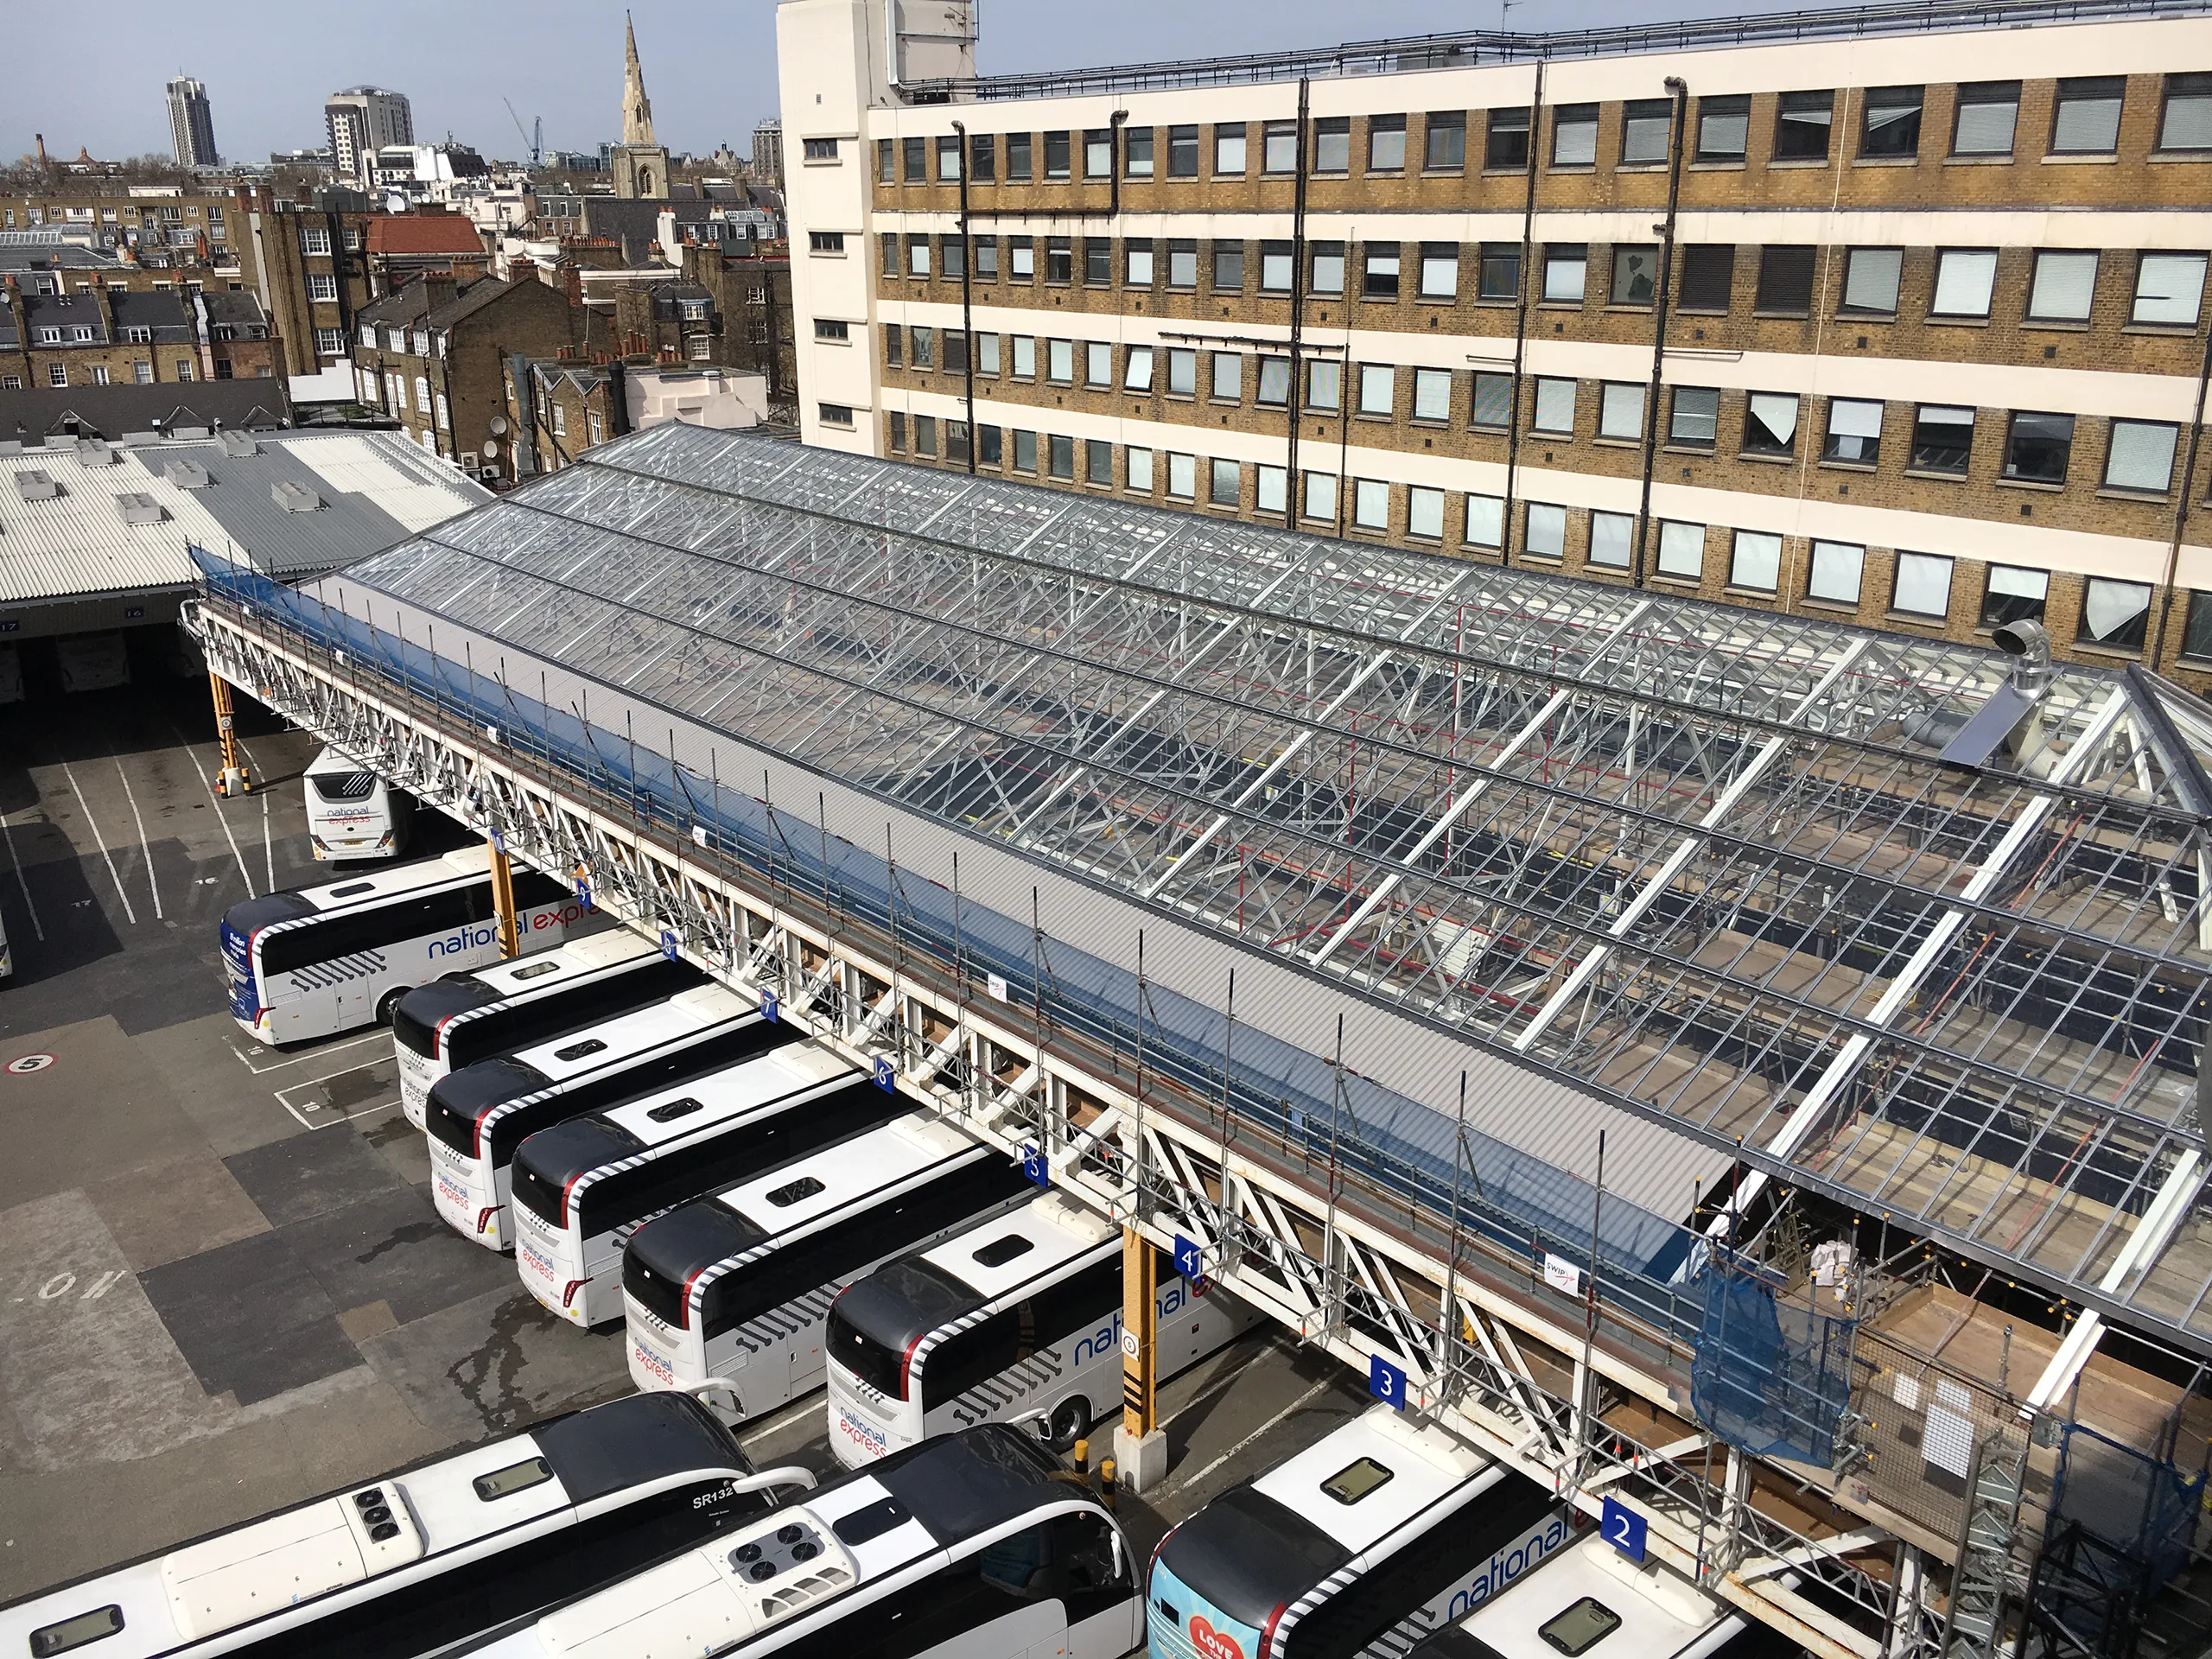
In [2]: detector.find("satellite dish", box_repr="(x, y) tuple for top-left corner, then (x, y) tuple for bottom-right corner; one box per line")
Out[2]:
(481, 438), (501, 460)
(488, 415), (511, 436)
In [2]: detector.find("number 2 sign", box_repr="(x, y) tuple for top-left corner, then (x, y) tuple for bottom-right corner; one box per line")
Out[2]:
(1600, 1495), (1647, 1562)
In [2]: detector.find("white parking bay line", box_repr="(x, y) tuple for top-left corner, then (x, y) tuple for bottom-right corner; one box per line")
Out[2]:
(168, 722), (255, 896)
(1164, 1376), (1336, 1497)
(60, 761), (137, 925)
(111, 753), (162, 922)
(0, 812), (45, 942)
(226, 1029), (389, 1075)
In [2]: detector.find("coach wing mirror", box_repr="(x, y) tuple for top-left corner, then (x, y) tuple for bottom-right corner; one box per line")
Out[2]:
(733, 1465), (818, 1498)
(1009, 1408), (1052, 1439)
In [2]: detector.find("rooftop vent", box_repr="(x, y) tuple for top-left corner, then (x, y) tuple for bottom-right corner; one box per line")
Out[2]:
(164, 458), (210, 489)
(219, 430), (258, 458)
(114, 492), (166, 526)
(271, 480), (321, 513)
(74, 438), (115, 467)
(14, 471), (59, 502)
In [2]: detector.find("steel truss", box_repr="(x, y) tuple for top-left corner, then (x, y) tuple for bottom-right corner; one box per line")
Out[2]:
(198, 588), (1939, 1659)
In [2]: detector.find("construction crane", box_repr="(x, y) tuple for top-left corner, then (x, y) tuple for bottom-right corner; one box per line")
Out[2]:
(503, 98), (543, 168)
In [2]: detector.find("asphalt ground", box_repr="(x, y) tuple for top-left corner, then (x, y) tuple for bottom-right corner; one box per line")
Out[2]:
(0, 670), (1374, 1603)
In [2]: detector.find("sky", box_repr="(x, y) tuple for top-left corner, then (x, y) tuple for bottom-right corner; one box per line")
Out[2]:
(7, 0), (1776, 168)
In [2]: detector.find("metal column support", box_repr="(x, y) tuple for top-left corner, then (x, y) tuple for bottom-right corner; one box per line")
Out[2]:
(210, 673), (251, 796)
(487, 835), (520, 959)
(1116, 1227), (1168, 1491)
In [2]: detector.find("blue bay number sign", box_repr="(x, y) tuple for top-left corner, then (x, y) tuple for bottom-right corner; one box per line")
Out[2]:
(1600, 1496), (1647, 1562)
(1369, 1353), (1408, 1409)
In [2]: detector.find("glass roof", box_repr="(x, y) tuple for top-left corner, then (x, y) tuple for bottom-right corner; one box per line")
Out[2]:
(341, 422), (2212, 1355)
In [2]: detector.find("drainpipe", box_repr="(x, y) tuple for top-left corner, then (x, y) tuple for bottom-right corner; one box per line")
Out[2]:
(953, 118), (976, 473)
(1631, 76), (1688, 590)
(2150, 312), (2212, 668)
(1284, 76), (1311, 531)
(1501, 60), (1544, 568)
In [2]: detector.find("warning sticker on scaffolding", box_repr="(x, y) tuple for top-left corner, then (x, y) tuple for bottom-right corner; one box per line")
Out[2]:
(1541, 1253), (1581, 1297)
(987, 974), (1009, 1001)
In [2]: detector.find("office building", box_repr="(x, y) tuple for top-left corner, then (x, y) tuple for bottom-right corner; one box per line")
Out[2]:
(753, 118), (785, 184)
(779, 0), (2212, 687)
(167, 77), (218, 168)
(326, 87), (416, 188)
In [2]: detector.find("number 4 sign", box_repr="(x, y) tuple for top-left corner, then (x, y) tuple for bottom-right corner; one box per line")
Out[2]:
(1600, 1495), (1647, 1562)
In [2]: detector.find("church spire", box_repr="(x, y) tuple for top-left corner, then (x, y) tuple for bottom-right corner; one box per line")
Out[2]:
(622, 12), (656, 147)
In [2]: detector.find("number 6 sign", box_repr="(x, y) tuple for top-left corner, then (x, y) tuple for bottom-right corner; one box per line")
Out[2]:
(1600, 1495), (1647, 1562)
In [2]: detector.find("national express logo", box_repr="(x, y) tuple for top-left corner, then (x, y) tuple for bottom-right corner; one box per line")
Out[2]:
(1445, 1510), (1579, 1619)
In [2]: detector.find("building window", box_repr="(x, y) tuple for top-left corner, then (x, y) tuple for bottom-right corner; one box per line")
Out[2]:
(887, 411), (906, 451)
(1775, 90), (1835, 162)
(1754, 245), (1815, 315)
(1210, 458), (1241, 507)
(1257, 356), (1292, 406)
(2133, 252), (2208, 326)
(977, 332), (1001, 375)
(1213, 240), (1246, 291)
(1729, 530), (1783, 592)
(2051, 77), (2125, 154)
(1743, 392), (1799, 458)
(1598, 382), (1644, 440)
(1426, 111), (1466, 172)
(1361, 244), (1399, 299)
(1084, 238), (1109, 284)
(1465, 493), (1504, 548)
(1859, 85), (1924, 158)
(1542, 245), (1586, 303)
(1313, 117), (1351, 174)
(1412, 368), (1451, 423)
(1124, 126), (1154, 178)
(1471, 372), (1513, 429)
(1620, 99), (1672, 165)
(912, 326), (934, 368)
(1892, 551), (1954, 618)
(1166, 347), (1197, 396)
(946, 420), (971, 464)
(1806, 541), (1864, 606)
(1263, 119), (1298, 174)
(91, 364), (111, 385)
(1357, 363), (1394, 416)
(1533, 377), (1576, 435)
(415, 374), (430, 410)
(1161, 238), (1198, 289)
(1696, 94), (1749, 162)
(934, 134), (961, 181)
(315, 326), (343, 357)
(809, 230), (846, 254)
(1158, 124), (1194, 179)
(1931, 249), (1998, 317)
(1116, 238), (1150, 287)
(1478, 243), (1520, 301)
(1088, 439), (1115, 486)
(121, 325), (153, 344)
(1012, 428), (1034, 471)
(1823, 398), (1883, 464)
(902, 136), (927, 181)
(70, 325), (94, 343)
(1840, 247), (1902, 315)
(1953, 81), (2020, 156)
(1045, 130), (1071, 179)
(2106, 420), (2180, 493)
(1204, 122), (1244, 176)
(1611, 245), (1659, 306)
(1124, 346), (1154, 391)
(1669, 387), (1719, 448)
(916, 414), (938, 455)
(2182, 591), (2212, 660)
(1417, 242), (1457, 301)
(1127, 447), (1153, 491)
(1242, 239), (1287, 294)
(814, 317), (849, 340)
(1011, 239), (1035, 281)
(1084, 127), (1114, 178)
(1047, 338), (1074, 383)
(133, 360), (154, 384)
(2083, 579), (2153, 652)
(909, 239), (931, 278)
(2003, 411), (2075, 483)
(1910, 404), (1976, 474)
(1310, 241), (1345, 296)
(945, 330), (970, 374)
(1588, 511), (1632, 569)
(1085, 340), (1109, 386)
(48, 363), (67, 386)
(2158, 73), (2212, 151)
(1981, 565), (2050, 628)
(1486, 105), (1531, 169)
(301, 226), (331, 255)
(1551, 104), (1599, 167)
(1007, 133), (1032, 180)
(1257, 464), (1287, 515)
(1405, 486), (1444, 540)
(1303, 470), (1337, 523)
(883, 323), (903, 367)
(1524, 502), (1567, 560)
(1367, 114), (1407, 172)
(1676, 245), (1734, 313)
(1306, 360), (1341, 411)
(2027, 250), (2098, 321)
(1211, 352), (1242, 401)
(1167, 451), (1195, 498)
(880, 233), (899, 276)
(803, 137), (839, 161)
(1046, 238), (1072, 283)
(1656, 521), (1705, 580)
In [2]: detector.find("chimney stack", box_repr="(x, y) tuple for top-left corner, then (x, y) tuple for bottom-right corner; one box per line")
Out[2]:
(35, 134), (48, 166)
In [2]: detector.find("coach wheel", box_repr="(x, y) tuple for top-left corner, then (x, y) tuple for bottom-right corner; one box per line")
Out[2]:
(1048, 1395), (1091, 1452)
(376, 988), (408, 1027)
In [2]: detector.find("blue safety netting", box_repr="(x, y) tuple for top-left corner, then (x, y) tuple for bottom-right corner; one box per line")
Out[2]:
(194, 548), (1713, 1349)
(1689, 1253), (1857, 1467)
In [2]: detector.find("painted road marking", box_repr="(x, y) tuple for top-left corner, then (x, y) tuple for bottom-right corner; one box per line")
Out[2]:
(1163, 1377), (1337, 1497)
(226, 1029), (388, 1076)
(168, 721), (255, 897)
(111, 753), (162, 922)
(6, 1055), (56, 1076)
(0, 812), (43, 943)
(236, 740), (275, 893)
(59, 761), (136, 925)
